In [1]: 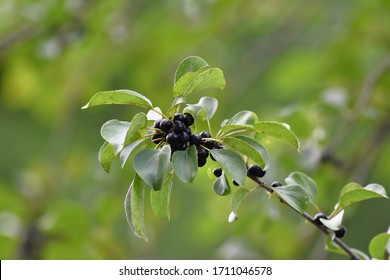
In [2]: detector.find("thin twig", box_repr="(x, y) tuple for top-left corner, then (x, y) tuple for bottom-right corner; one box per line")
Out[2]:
(247, 175), (360, 260)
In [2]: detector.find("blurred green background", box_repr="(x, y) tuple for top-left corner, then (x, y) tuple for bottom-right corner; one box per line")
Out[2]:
(1, 0), (389, 260)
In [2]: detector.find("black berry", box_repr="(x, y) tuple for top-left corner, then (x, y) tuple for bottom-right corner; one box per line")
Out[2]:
(183, 113), (194, 126)
(200, 131), (211, 139)
(180, 132), (190, 143)
(313, 212), (328, 226)
(335, 226), (346, 238)
(197, 147), (209, 159)
(247, 165), (266, 177)
(177, 143), (187, 151)
(198, 157), (207, 167)
(213, 168), (222, 177)
(214, 142), (223, 149)
(153, 119), (161, 129)
(271, 181), (282, 187)
(189, 134), (202, 146)
(160, 119), (172, 132)
(172, 121), (185, 133)
(166, 132), (179, 145)
(184, 126), (191, 135)
(173, 113), (186, 123)
(204, 140), (214, 149)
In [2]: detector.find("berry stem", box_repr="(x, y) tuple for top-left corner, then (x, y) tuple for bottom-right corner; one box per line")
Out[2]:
(217, 128), (253, 139)
(247, 174), (360, 260)
(207, 119), (213, 136)
(202, 137), (223, 143)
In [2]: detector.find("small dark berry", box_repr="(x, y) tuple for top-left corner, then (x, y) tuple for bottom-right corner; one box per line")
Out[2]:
(172, 121), (185, 133)
(166, 132), (179, 145)
(180, 132), (190, 143)
(200, 131), (211, 139)
(183, 113), (194, 126)
(247, 165), (266, 177)
(173, 113), (186, 123)
(335, 226), (346, 238)
(232, 180), (240, 186)
(213, 168), (222, 177)
(152, 133), (165, 144)
(271, 181), (282, 187)
(204, 140), (214, 149)
(214, 142), (223, 149)
(177, 143), (187, 151)
(153, 119), (161, 129)
(170, 142), (179, 151)
(198, 157), (207, 167)
(184, 126), (191, 135)
(160, 119), (172, 132)
(189, 134), (202, 146)
(197, 147), (209, 159)
(313, 212), (328, 226)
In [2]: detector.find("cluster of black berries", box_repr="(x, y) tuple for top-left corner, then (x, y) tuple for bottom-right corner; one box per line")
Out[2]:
(152, 113), (222, 167)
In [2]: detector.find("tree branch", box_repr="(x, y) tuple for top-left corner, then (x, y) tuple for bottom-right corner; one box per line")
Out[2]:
(247, 174), (361, 260)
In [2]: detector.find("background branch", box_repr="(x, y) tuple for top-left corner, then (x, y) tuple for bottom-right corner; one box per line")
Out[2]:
(323, 53), (390, 161)
(248, 175), (361, 260)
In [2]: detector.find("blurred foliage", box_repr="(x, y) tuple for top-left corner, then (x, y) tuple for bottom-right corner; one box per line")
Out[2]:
(0, 0), (389, 259)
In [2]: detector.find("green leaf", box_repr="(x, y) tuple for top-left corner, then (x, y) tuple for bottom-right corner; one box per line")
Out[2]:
(120, 138), (151, 168)
(133, 145), (172, 191)
(98, 141), (116, 173)
(173, 67), (226, 97)
(223, 136), (271, 170)
(231, 187), (250, 215)
(210, 148), (247, 186)
(100, 119), (130, 155)
(226, 110), (258, 126)
(124, 174), (148, 241)
(217, 111), (258, 137)
(339, 183), (388, 209)
(369, 233), (390, 259)
(285, 171), (318, 205)
(150, 172), (174, 220)
(254, 121), (300, 151)
(125, 112), (147, 145)
(82, 89), (153, 109)
(174, 56), (209, 83)
(213, 172), (231, 196)
(184, 96), (218, 121)
(272, 184), (309, 213)
(172, 145), (198, 183)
